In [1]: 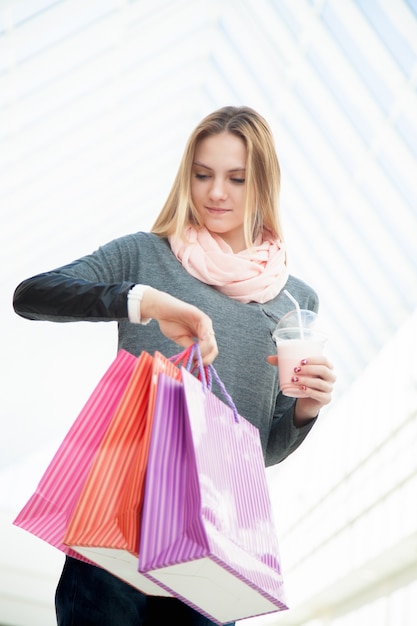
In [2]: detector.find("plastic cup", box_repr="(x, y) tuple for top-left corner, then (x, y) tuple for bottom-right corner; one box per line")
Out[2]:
(272, 310), (326, 398)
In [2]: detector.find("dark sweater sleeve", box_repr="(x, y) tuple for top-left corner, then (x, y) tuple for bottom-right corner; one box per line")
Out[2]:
(13, 268), (135, 322)
(265, 398), (317, 466)
(12, 234), (147, 322)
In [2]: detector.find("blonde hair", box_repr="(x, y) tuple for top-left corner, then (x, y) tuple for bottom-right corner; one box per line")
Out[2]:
(151, 106), (283, 247)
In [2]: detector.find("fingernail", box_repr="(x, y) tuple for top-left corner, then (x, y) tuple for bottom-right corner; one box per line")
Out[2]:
(301, 359), (308, 366)
(291, 376), (299, 383)
(300, 385), (307, 391)
(294, 366), (301, 373)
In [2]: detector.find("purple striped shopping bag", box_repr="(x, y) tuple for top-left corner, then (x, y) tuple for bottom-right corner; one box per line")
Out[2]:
(139, 366), (288, 625)
(13, 350), (137, 560)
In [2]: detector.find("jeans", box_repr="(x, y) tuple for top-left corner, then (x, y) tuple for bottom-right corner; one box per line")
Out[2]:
(56, 557), (235, 626)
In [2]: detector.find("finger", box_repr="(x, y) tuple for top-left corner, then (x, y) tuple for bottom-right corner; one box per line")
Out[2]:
(199, 342), (219, 365)
(296, 362), (336, 384)
(298, 375), (334, 401)
(198, 331), (218, 365)
(298, 356), (335, 372)
(266, 355), (278, 366)
(289, 367), (335, 403)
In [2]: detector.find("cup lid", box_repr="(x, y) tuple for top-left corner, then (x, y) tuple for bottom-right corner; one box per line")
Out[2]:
(275, 309), (319, 331)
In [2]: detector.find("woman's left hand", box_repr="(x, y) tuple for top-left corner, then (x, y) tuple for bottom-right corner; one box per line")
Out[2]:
(267, 354), (336, 425)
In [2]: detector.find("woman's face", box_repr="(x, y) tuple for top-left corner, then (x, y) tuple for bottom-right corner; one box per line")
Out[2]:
(191, 132), (248, 252)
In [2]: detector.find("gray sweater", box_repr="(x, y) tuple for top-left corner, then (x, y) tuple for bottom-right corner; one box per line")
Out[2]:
(14, 232), (319, 466)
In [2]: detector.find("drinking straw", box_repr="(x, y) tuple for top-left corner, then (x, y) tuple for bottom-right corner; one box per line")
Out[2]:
(283, 289), (304, 339)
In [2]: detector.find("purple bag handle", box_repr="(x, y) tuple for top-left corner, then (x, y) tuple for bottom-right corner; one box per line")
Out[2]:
(190, 344), (240, 423)
(170, 345), (208, 383)
(170, 344), (240, 422)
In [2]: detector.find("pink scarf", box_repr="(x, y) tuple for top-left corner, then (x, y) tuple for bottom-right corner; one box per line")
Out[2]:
(169, 226), (289, 303)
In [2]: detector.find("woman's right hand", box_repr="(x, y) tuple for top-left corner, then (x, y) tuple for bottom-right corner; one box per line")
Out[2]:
(141, 288), (218, 365)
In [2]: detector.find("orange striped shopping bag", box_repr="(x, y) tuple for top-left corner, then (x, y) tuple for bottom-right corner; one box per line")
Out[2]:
(13, 349), (137, 560)
(63, 350), (182, 595)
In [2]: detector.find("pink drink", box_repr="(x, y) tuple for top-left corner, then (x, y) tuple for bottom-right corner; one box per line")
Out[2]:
(276, 335), (326, 398)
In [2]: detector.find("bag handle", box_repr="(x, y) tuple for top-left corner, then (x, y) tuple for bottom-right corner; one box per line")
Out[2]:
(170, 346), (209, 387)
(190, 344), (240, 423)
(170, 345), (239, 422)
(170, 345), (194, 367)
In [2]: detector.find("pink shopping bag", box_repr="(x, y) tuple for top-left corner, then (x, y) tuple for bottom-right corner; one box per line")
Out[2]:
(63, 351), (182, 596)
(13, 349), (137, 560)
(139, 362), (288, 625)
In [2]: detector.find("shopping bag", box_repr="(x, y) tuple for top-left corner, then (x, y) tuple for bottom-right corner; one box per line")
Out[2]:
(13, 349), (137, 560)
(63, 350), (182, 595)
(139, 359), (288, 624)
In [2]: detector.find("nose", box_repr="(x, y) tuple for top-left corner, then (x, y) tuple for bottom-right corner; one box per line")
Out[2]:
(209, 177), (227, 201)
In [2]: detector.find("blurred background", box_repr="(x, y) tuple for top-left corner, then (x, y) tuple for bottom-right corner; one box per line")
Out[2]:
(1, 0), (417, 624)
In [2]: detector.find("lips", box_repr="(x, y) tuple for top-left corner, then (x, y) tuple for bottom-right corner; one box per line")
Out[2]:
(206, 206), (230, 214)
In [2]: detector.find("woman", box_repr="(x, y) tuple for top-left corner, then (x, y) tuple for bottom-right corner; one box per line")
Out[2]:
(13, 106), (335, 626)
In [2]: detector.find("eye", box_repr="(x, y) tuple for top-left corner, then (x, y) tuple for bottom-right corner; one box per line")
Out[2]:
(231, 177), (245, 184)
(194, 173), (210, 180)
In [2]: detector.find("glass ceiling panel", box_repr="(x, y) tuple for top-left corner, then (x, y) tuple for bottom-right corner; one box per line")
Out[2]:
(376, 130), (417, 209)
(322, 4), (395, 115)
(357, 0), (417, 75)
(306, 45), (378, 144)
(394, 111), (417, 155)
(292, 78), (365, 175)
(281, 102), (350, 199)
(3, 0), (118, 67)
(403, 0), (417, 21)
(1, 0), (58, 30)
